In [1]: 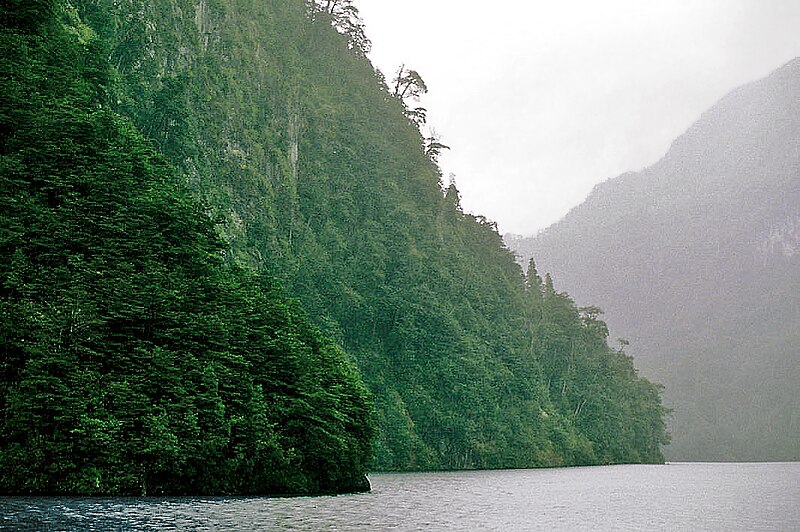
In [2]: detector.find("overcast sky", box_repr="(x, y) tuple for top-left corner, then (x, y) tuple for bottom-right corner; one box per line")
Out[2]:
(356, 0), (800, 235)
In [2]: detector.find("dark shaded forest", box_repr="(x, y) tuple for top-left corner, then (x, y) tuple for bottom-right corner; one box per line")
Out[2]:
(0, 0), (668, 495)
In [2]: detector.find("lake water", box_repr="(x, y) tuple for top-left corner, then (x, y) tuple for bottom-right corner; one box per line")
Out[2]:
(2, 462), (798, 530)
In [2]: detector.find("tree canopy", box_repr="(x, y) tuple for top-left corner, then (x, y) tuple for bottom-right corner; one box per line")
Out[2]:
(0, 0), (373, 495)
(0, 0), (670, 496)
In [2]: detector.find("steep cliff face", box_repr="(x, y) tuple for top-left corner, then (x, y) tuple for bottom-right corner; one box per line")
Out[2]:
(511, 58), (800, 461)
(65, 0), (670, 469)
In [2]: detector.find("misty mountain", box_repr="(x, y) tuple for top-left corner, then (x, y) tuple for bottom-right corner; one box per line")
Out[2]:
(510, 58), (800, 461)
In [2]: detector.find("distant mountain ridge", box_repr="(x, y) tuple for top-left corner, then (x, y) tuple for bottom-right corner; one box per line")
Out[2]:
(509, 58), (800, 461)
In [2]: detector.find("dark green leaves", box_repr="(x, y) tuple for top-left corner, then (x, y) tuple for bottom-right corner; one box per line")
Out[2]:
(0, 1), (374, 496)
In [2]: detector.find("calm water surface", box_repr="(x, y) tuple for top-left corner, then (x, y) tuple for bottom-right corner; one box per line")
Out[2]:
(2, 462), (798, 530)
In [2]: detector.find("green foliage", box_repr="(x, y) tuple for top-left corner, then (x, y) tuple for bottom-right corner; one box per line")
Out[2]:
(308, 0), (371, 56)
(75, 0), (668, 470)
(0, 2), (373, 495)
(0, 0), (56, 33)
(1, 0), (669, 496)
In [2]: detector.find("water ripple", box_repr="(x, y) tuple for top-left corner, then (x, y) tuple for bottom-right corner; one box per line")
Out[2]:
(1, 463), (798, 531)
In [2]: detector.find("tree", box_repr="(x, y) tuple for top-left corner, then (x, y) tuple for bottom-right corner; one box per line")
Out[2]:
(392, 64), (428, 101)
(526, 258), (543, 291)
(424, 130), (450, 162)
(391, 64), (430, 128)
(309, 0), (371, 56)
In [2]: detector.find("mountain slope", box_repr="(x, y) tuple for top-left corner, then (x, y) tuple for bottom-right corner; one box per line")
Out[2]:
(70, 0), (669, 470)
(511, 58), (800, 460)
(0, 1), (373, 495)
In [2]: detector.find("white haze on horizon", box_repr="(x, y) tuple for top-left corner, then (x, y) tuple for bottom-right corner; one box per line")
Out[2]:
(357, 0), (800, 235)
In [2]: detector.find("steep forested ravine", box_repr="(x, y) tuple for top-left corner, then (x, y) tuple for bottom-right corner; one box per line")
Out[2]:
(0, 0), (669, 495)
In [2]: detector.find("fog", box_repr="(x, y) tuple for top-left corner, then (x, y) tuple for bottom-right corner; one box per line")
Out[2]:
(358, 0), (800, 234)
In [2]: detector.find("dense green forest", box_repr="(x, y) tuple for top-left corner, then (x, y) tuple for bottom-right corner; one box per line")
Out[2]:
(0, 0), (372, 495)
(0, 0), (668, 495)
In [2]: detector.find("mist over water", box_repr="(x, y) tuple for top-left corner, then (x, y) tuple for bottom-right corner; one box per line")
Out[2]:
(3, 462), (798, 530)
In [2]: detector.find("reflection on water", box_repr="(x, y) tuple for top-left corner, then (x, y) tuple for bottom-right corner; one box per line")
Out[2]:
(2, 462), (798, 530)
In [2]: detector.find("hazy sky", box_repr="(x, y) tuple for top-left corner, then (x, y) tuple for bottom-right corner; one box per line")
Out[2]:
(356, 0), (800, 235)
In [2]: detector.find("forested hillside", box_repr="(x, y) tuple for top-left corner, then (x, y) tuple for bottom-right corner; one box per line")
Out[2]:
(511, 59), (800, 461)
(1, 0), (669, 494)
(0, 0), (372, 495)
